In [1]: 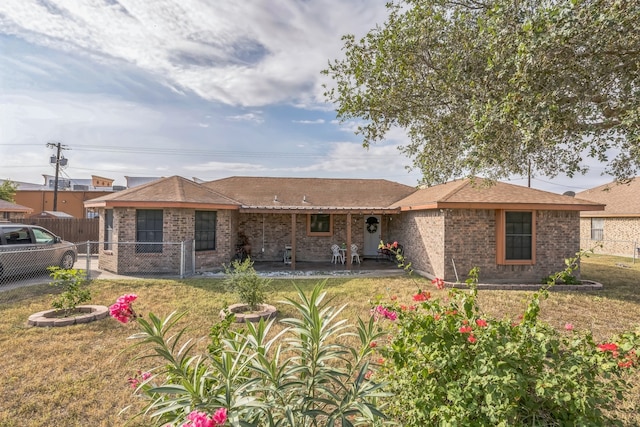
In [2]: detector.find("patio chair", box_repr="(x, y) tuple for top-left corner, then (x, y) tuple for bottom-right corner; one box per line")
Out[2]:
(331, 244), (344, 264)
(351, 244), (360, 264)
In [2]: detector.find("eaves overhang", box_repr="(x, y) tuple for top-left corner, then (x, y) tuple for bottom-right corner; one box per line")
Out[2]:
(239, 206), (402, 214)
(399, 202), (605, 212)
(84, 200), (241, 210)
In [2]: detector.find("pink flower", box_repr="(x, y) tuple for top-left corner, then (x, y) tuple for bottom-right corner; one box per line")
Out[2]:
(141, 371), (151, 381)
(565, 323), (574, 331)
(182, 409), (227, 427)
(475, 319), (488, 328)
(372, 305), (398, 321)
(364, 370), (373, 380)
(211, 408), (227, 426)
(110, 294), (138, 324)
(128, 377), (139, 389)
(117, 294), (137, 304)
(468, 335), (477, 344)
(459, 326), (472, 334)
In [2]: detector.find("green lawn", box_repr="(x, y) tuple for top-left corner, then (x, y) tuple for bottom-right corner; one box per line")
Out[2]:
(1, 255), (639, 426)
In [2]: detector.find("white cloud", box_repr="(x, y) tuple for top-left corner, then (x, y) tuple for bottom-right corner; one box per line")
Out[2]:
(0, 0), (390, 107)
(225, 112), (264, 124)
(293, 119), (325, 124)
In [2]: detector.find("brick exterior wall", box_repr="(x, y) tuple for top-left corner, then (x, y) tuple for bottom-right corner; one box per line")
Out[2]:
(580, 216), (640, 258)
(389, 208), (580, 283)
(97, 207), (236, 274)
(236, 213), (382, 263)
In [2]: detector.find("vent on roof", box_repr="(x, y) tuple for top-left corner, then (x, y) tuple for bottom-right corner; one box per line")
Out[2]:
(113, 186), (126, 191)
(274, 195), (278, 202)
(563, 191), (576, 197)
(73, 185), (89, 191)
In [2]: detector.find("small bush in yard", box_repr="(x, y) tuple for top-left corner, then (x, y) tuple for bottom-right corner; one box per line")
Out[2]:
(48, 267), (91, 316)
(374, 244), (640, 426)
(222, 257), (269, 311)
(109, 283), (389, 426)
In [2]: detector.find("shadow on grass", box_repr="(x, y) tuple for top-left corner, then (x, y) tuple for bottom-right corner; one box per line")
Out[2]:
(581, 255), (640, 304)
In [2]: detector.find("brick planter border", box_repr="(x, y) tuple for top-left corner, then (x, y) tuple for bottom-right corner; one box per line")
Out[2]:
(448, 280), (603, 291)
(221, 303), (278, 323)
(28, 305), (109, 327)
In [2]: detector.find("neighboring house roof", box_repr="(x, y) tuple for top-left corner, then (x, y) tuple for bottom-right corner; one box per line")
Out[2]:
(31, 211), (75, 218)
(0, 200), (33, 213)
(202, 176), (417, 211)
(84, 176), (241, 209)
(577, 177), (640, 217)
(392, 178), (604, 211)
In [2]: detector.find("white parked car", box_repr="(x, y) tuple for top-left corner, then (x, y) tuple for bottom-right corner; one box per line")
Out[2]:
(0, 223), (77, 280)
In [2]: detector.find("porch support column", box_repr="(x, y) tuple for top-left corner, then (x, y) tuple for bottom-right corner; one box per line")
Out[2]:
(346, 212), (352, 268)
(291, 213), (296, 270)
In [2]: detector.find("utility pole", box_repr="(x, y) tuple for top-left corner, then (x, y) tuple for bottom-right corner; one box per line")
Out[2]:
(47, 142), (69, 211)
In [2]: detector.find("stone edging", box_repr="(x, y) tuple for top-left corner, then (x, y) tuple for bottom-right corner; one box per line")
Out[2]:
(221, 303), (278, 323)
(448, 280), (603, 291)
(28, 305), (109, 327)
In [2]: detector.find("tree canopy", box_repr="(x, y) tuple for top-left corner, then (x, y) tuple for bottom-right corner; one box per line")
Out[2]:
(324, 0), (640, 185)
(0, 180), (17, 202)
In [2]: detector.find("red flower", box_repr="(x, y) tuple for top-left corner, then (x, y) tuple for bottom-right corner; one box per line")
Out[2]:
(475, 319), (488, 328)
(390, 295), (398, 301)
(433, 313), (441, 321)
(431, 278), (446, 290)
(565, 323), (574, 331)
(412, 291), (430, 302)
(597, 342), (619, 352)
(459, 326), (472, 334)
(618, 360), (633, 368)
(369, 341), (377, 348)
(468, 335), (477, 344)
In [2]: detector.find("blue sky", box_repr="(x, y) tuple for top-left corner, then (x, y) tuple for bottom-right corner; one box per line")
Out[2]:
(0, 0), (615, 193)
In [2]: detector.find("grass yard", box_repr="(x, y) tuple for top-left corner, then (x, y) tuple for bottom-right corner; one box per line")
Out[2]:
(1, 254), (639, 426)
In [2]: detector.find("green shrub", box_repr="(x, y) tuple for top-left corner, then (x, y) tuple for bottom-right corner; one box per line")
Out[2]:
(48, 267), (91, 316)
(374, 246), (640, 426)
(223, 258), (269, 311)
(112, 283), (389, 426)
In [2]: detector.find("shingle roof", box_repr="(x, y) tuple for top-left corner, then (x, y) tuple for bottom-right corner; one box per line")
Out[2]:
(202, 176), (417, 209)
(0, 200), (33, 213)
(84, 176), (241, 208)
(392, 178), (604, 211)
(576, 177), (640, 216)
(83, 175), (605, 212)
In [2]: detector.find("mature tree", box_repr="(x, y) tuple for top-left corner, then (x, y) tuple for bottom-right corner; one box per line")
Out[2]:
(324, 0), (640, 185)
(0, 179), (18, 202)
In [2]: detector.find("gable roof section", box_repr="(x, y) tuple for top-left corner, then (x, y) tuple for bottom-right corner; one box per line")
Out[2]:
(0, 200), (33, 213)
(203, 176), (416, 212)
(84, 176), (241, 209)
(576, 177), (640, 217)
(392, 178), (604, 211)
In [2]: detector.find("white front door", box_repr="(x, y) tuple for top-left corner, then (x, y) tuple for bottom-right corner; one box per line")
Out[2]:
(363, 215), (381, 257)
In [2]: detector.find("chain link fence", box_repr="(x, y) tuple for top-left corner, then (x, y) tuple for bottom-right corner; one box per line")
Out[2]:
(0, 240), (196, 295)
(580, 238), (639, 262)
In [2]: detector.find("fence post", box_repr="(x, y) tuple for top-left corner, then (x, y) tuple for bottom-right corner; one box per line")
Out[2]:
(180, 241), (185, 279)
(192, 240), (196, 275)
(85, 240), (91, 279)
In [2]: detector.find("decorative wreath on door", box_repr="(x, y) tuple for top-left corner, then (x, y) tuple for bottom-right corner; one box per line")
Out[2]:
(366, 217), (379, 234)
